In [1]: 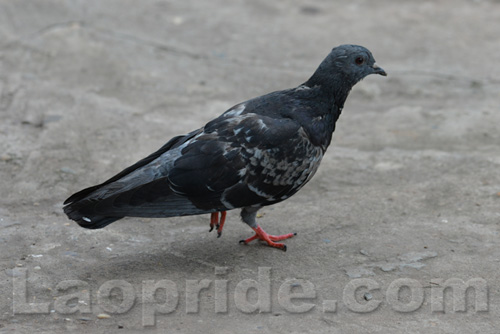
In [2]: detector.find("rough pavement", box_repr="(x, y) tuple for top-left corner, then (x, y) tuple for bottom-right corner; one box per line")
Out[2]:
(1, 0), (499, 333)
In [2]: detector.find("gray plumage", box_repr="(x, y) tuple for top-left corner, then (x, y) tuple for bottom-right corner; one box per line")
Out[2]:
(63, 44), (386, 244)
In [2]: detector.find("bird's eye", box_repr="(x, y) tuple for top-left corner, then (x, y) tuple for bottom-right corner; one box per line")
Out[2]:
(355, 56), (365, 65)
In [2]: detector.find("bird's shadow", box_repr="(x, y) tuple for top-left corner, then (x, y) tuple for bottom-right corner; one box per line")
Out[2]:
(79, 235), (281, 283)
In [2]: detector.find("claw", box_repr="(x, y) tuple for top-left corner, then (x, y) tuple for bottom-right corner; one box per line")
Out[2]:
(209, 211), (227, 237)
(209, 212), (219, 232)
(240, 225), (295, 250)
(216, 211), (227, 238)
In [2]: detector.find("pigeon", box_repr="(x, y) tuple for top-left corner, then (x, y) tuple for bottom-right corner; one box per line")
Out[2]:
(63, 44), (386, 251)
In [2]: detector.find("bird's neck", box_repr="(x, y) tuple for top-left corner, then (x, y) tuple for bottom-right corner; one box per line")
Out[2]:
(299, 71), (355, 151)
(304, 71), (353, 116)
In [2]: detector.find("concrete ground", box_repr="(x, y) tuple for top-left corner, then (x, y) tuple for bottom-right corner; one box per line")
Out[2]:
(1, 0), (499, 333)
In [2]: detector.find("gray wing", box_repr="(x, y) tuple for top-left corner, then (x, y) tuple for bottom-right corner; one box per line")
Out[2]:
(63, 103), (323, 227)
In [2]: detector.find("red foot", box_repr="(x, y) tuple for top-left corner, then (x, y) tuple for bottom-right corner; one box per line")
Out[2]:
(209, 211), (227, 237)
(239, 225), (296, 251)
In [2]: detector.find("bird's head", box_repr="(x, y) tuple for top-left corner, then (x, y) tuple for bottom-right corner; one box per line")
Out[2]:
(307, 44), (386, 90)
(330, 44), (386, 83)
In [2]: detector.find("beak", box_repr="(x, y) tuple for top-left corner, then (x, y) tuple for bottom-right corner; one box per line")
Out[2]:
(372, 63), (387, 76)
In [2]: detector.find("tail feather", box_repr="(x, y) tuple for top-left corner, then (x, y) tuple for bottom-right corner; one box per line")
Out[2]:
(63, 179), (210, 229)
(62, 132), (200, 228)
(63, 133), (189, 206)
(63, 129), (214, 228)
(63, 199), (124, 229)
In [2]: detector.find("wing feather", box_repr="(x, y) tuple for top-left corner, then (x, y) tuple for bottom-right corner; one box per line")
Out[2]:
(64, 102), (324, 226)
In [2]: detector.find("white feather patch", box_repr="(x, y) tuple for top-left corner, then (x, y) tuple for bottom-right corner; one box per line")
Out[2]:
(224, 104), (245, 117)
(248, 184), (274, 201)
(220, 190), (235, 210)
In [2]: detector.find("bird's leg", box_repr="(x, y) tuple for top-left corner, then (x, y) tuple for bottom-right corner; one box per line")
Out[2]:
(209, 212), (219, 232)
(239, 225), (296, 251)
(239, 207), (296, 251)
(209, 211), (227, 237)
(216, 211), (227, 238)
